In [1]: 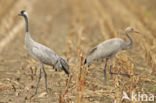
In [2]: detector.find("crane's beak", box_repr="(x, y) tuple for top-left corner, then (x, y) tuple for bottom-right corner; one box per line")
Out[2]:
(133, 30), (140, 34)
(18, 13), (22, 16)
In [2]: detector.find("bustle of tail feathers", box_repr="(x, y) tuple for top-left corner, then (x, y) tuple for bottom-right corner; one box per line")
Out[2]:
(60, 57), (70, 76)
(84, 58), (87, 65)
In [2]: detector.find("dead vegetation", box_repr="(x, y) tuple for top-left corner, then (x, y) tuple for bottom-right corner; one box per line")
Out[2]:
(0, 0), (155, 103)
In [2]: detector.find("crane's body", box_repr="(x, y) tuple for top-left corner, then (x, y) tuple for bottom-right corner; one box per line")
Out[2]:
(85, 38), (127, 66)
(25, 32), (61, 70)
(19, 10), (69, 94)
(84, 27), (139, 84)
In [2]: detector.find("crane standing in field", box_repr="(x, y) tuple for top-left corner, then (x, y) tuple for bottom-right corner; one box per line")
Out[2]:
(18, 10), (70, 94)
(84, 27), (139, 83)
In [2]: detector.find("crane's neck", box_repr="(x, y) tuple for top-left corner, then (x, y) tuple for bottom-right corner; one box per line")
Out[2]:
(23, 15), (29, 33)
(23, 15), (33, 43)
(125, 32), (133, 48)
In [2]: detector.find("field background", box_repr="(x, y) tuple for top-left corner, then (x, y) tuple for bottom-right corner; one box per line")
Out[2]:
(0, 0), (155, 103)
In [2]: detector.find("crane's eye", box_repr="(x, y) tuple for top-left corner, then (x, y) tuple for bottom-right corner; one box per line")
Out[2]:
(21, 10), (25, 14)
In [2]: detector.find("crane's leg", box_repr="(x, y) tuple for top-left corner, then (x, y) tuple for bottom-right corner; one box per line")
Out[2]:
(109, 65), (117, 74)
(109, 59), (130, 78)
(109, 58), (117, 75)
(42, 65), (48, 93)
(35, 64), (42, 94)
(104, 58), (108, 84)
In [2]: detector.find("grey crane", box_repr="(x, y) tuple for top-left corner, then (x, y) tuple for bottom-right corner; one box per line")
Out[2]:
(84, 27), (139, 83)
(18, 10), (70, 94)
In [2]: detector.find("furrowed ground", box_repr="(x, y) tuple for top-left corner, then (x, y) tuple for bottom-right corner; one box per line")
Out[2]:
(0, 0), (155, 103)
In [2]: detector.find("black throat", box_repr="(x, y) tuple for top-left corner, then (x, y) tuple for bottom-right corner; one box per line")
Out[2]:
(23, 15), (29, 33)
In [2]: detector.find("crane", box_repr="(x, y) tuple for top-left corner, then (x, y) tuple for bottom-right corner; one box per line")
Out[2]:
(84, 27), (139, 83)
(18, 10), (70, 94)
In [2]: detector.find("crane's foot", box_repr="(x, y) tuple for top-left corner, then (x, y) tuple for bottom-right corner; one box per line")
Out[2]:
(120, 73), (130, 78)
(110, 72), (130, 78)
(110, 71), (117, 75)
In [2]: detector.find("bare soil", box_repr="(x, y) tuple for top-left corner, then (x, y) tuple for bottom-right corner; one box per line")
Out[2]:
(0, 0), (155, 103)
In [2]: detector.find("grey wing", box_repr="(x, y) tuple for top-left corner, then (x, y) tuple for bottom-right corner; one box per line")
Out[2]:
(32, 44), (58, 65)
(98, 39), (122, 58)
(86, 47), (97, 57)
(85, 39), (122, 65)
(59, 57), (70, 76)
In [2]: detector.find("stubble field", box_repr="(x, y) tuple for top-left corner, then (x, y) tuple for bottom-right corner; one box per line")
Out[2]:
(0, 0), (155, 103)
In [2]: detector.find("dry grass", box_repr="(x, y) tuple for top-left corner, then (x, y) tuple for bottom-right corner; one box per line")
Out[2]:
(0, 0), (156, 103)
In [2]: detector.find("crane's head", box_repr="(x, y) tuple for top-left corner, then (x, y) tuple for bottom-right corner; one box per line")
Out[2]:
(125, 27), (139, 34)
(18, 10), (28, 17)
